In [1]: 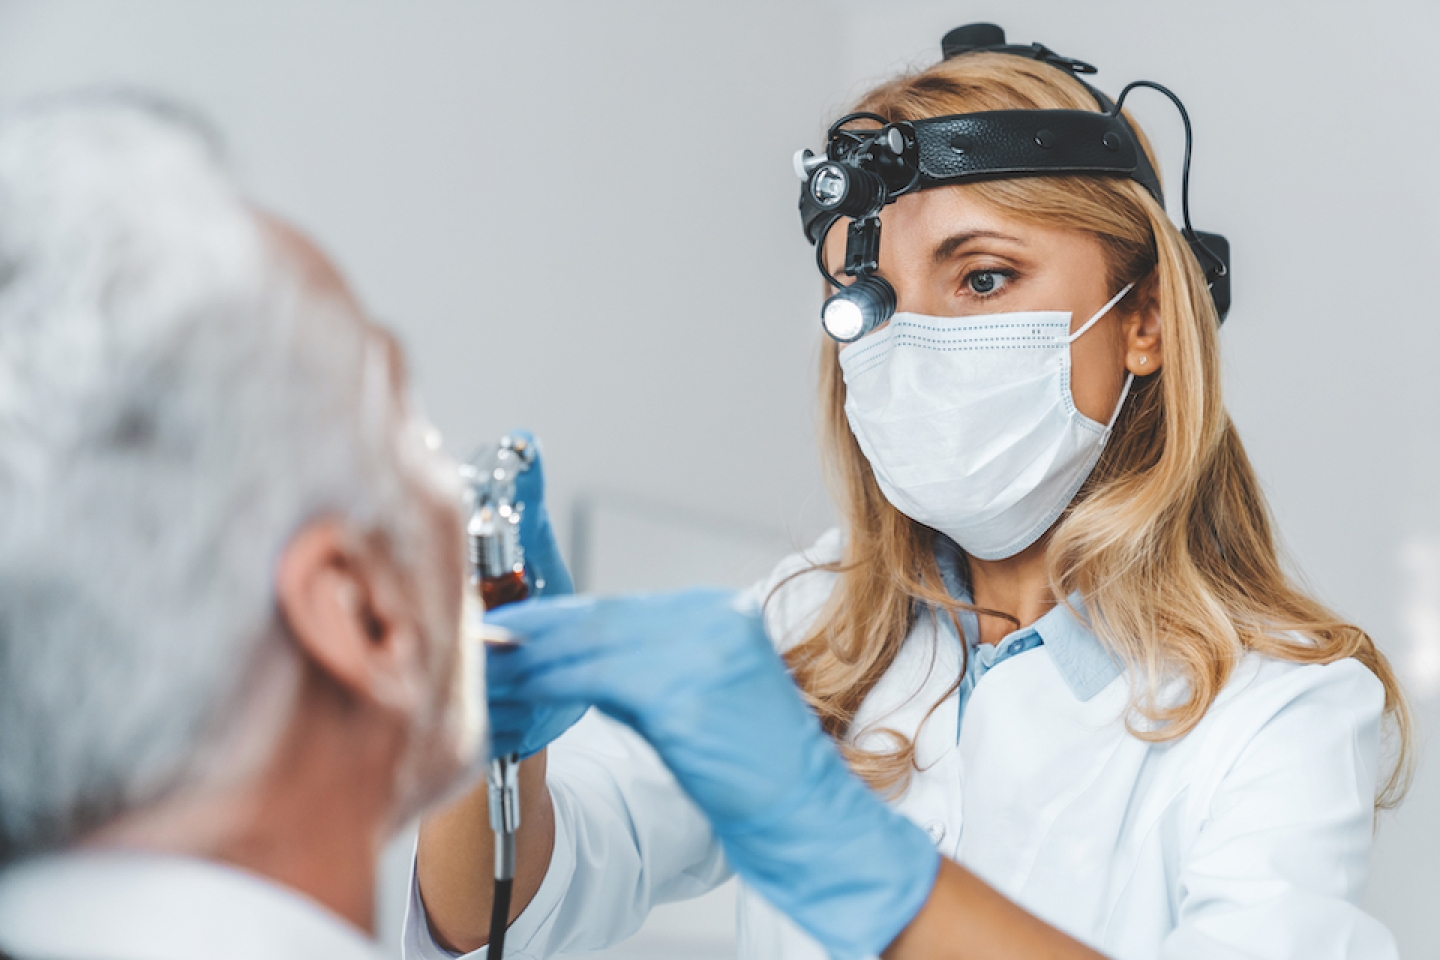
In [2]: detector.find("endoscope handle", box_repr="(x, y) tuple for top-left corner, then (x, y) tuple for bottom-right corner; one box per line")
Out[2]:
(465, 436), (535, 960)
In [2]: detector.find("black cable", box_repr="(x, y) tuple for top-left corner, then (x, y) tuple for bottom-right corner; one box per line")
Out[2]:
(827, 111), (891, 140)
(1112, 80), (1227, 279)
(815, 215), (844, 290)
(896, 160), (922, 197)
(488, 877), (513, 957)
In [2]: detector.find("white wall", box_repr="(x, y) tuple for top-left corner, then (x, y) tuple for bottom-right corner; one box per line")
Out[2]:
(1, 1), (1436, 955)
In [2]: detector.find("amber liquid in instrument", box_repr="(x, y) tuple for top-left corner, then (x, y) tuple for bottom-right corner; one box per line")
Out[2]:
(481, 570), (529, 610)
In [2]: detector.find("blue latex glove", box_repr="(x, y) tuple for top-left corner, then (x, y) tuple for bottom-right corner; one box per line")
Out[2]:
(508, 429), (573, 598)
(486, 430), (584, 759)
(486, 589), (940, 960)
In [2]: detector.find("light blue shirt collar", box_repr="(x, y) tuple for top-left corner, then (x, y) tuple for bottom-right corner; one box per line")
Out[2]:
(933, 534), (1121, 702)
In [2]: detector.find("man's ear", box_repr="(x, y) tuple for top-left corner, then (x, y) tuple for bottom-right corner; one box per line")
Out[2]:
(275, 518), (424, 715)
(1121, 274), (1163, 376)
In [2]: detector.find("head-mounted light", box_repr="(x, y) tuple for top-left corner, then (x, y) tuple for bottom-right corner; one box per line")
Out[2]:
(797, 23), (1232, 340)
(807, 161), (889, 219)
(822, 274), (897, 343)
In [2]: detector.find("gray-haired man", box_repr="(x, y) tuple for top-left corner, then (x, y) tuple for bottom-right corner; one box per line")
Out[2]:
(0, 96), (478, 959)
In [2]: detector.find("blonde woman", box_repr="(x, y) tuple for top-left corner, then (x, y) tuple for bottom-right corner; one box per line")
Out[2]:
(410, 25), (1411, 960)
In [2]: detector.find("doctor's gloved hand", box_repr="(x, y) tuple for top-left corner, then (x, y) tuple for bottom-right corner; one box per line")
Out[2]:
(508, 429), (573, 598)
(485, 590), (941, 960)
(486, 429), (584, 759)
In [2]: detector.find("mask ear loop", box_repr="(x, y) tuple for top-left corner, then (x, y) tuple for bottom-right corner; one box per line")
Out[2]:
(1061, 282), (1135, 344)
(1057, 282), (1137, 428)
(1106, 371), (1135, 429)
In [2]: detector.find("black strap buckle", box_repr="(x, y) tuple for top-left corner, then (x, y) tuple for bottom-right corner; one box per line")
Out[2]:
(1022, 43), (1098, 76)
(940, 24), (1096, 76)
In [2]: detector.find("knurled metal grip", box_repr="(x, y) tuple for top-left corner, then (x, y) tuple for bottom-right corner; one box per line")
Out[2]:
(465, 435), (535, 582)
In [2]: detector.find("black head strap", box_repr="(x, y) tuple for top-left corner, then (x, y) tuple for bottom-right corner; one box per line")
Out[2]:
(915, 110), (1145, 189)
(940, 23), (1164, 207)
(797, 108), (1158, 247)
(796, 23), (1232, 324)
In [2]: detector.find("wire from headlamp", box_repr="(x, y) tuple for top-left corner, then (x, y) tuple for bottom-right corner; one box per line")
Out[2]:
(1112, 80), (1228, 283)
(819, 214), (894, 340)
(815, 215), (844, 291)
(809, 116), (921, 295)
(828, 111), (891, 142)
(821, 115), (922, 197)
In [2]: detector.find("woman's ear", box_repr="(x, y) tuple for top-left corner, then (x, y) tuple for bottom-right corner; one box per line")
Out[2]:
(1121, 275), (1163, 375)
(275, 518), (425, 716)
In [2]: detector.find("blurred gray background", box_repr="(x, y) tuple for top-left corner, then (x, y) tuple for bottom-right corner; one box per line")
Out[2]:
(0, 0), (1436, 956)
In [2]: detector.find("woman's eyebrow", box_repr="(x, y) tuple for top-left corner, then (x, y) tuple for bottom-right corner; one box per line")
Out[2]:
(931, 230), (1025, 263)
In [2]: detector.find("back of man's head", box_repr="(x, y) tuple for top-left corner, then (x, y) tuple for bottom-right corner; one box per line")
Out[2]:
(0, 95), (461, 862)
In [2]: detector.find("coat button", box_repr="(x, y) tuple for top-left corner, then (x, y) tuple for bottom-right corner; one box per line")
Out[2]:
(925, 820), (947, 844)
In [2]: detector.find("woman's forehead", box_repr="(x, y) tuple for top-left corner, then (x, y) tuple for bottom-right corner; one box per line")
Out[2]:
(881, 188), (1087, 256)
(890, 186), (1021, 233)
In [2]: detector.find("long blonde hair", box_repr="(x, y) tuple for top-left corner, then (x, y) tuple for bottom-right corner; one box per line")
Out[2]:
(782, 53), (1412, 806)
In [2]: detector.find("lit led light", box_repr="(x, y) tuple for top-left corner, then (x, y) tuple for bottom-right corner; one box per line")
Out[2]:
(821, 297), (865, 342)
(820, 274), (897, 343)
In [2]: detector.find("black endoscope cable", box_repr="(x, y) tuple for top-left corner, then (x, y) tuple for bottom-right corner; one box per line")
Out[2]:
(486, 748), (521, 958)
(484, 717), (522, 960)
(488, 872), (513, 957)
(1112, 80), (1228, 282)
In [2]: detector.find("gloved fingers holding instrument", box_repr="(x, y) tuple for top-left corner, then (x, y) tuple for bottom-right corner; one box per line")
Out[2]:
(507, 429), (574, 598)
(485, 589), (941, 960)
(485, 429), (586, 760)
(415, 431), (582, 959)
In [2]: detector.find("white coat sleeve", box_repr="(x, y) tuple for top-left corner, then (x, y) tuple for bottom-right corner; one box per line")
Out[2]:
(401, 529), (842, 960)
(402, 711), (731, 960)
(1159, 658), (1399, 960)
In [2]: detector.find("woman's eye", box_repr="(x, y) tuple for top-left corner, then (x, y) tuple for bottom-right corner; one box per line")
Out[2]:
(965, 270), (1011, 296)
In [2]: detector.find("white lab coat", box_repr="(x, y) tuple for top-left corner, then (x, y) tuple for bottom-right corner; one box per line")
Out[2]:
(404, 528), (1397, 960)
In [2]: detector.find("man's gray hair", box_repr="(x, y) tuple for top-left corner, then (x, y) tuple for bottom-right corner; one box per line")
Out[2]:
(0, 95), (426, 860)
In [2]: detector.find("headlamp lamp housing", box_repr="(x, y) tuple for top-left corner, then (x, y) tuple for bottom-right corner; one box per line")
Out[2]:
(798, 23), (1232, 339)
(807, 161), (889, 221)
(822, 274), (897, 343)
